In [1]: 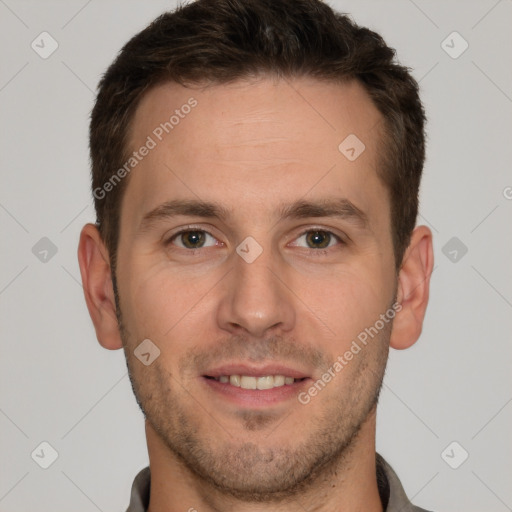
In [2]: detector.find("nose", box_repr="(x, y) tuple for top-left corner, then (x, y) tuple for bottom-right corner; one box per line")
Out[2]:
(216, 244), (296, 338)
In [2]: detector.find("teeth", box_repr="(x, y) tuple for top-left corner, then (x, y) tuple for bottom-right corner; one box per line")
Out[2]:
(214, 375), (298, 389)
(273, 375), (285, 387)
(229, 375), (241, 387)
(256, 376), (274, 390)
(240, 376), (257, 389)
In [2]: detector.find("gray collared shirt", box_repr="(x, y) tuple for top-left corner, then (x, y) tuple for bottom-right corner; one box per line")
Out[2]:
(125, 453), (433, 511)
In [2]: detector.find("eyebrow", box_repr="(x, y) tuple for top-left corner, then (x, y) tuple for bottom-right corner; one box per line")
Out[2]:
(278, 198), (368, 228)
(138, 197), (368, 233)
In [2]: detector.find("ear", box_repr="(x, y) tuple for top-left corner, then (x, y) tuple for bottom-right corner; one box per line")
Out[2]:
(77, 223), (123, 350)
(390, 225), (434, 350)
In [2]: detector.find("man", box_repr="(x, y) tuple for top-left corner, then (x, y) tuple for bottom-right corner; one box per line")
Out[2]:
(77, 0), (434, 510)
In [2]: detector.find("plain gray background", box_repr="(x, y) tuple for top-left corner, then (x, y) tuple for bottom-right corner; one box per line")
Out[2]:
(1, 0), (511, 510)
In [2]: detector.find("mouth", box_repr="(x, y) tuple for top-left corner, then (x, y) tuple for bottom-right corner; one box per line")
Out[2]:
(205, 374), (307, 389)
(201, 364), (311, 407)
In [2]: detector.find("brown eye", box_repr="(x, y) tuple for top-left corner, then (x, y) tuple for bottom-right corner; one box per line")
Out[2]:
(181, 231), (205, 248)
(304, 230), (332, 249)
(169, 230), (217, 249)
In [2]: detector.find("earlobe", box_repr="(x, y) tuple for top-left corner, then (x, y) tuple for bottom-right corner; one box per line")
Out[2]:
(390, 225), (434, 350)
(77, 223), (124, 350)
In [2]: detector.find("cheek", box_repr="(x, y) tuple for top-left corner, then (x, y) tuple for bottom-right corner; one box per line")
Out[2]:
(124, 260), (217, 343)
(308, 264), (393, 350)
(120, 261), (176, 342)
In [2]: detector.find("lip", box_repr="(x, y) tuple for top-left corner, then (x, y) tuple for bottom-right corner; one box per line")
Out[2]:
(201, 363), (312, 408)
(202, 376), (311, 407)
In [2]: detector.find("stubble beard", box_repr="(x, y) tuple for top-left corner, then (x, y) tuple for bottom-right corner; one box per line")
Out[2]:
(112, 274), (390, 502)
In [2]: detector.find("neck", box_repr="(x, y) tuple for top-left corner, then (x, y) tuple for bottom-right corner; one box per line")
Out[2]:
(145, 410), (383, 512)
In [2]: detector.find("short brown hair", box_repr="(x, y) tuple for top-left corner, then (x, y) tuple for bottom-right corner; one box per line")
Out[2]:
(90, 0), (426, 273)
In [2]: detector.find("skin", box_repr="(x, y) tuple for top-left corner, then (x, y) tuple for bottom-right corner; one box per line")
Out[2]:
(78, 76), (433, 512)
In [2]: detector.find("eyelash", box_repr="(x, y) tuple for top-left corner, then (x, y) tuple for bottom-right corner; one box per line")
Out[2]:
(164, 225), (345, 255)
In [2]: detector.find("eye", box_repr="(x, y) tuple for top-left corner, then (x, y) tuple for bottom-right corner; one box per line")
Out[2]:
(167, 229), (218, 249)
(292, 229), (342, 250)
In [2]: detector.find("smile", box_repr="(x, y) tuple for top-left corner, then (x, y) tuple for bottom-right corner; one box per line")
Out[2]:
(208, 375), (304, 389)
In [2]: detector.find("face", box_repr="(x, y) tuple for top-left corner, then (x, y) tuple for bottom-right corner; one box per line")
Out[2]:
(114, 77), (397, 499)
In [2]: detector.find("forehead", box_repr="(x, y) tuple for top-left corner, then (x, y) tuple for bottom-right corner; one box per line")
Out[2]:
(130, 76), (382, 152)
(121, 76), (387, 230)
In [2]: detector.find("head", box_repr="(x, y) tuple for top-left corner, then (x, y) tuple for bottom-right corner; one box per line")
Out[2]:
(79, 0), (433, 502)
